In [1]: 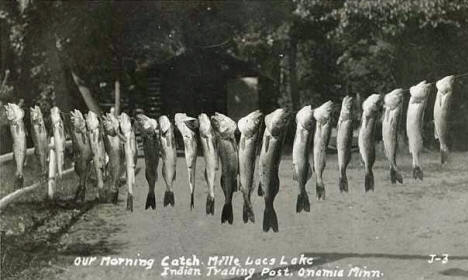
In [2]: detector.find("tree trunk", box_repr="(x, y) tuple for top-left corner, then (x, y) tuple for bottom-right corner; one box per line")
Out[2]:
(71, 71), (102, 115)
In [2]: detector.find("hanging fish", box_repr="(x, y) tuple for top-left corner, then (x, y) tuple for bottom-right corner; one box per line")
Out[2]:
(198, 113), (218, 215)
(292, 106), (314, 212)
(86, 111), (106, 201)
(313, 101), (333, 199)
(120, 113), (137, 211)
(30, 105), (48, 180)
(407, 81), (431, 180)
(337, 96), (353, 192)
(358, 94), (382, 192)
(136, 114), (160, 210)
(238, 110), (263, 222)
(70, 109), (93, 201)
(211, 112), (238, 224)
(102, 112), (124, 204)
(4, 103), (26, 188)
(434, 75), (455, 164)
(159, 115), (177, 207)
(175, 113), (199, 209)
(382, 89), (404, 184)
(259, 109), (290, 232)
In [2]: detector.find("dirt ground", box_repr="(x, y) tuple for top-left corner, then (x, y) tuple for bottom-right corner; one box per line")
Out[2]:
(1, 149), (468, 280)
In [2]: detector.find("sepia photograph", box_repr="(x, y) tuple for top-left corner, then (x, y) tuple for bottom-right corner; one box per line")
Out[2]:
(0, 1), (467, 279)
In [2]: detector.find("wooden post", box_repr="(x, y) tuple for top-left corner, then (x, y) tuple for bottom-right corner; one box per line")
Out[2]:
(48, 137), (56, 200)
(114, 80), (120, 116)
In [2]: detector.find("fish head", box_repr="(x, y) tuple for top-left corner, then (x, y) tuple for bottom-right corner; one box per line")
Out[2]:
(70, 109), (87, 132)
(5, 103), (24, 122)
(384, 89), (404, 110)
(158, 115), (172, 135)
(313, 101), (333, 123)
(50, 106), (62, 124)
(238, 110), (263, 137)
(409, 80), (432, 102)
(436, 75), (455, 94)
(119, 112), (132, 134)
(211, 112), (237, 138)
(198, 113), (213, 137)
(265, 108), (290, 137)
(136, 113), (155, 134)
(85, 110), (100, 130)
(362, 94), (382, 116)
(296, 105), (314, 131)
(102, 113), (119, 135)
(30, 105), (44, 125)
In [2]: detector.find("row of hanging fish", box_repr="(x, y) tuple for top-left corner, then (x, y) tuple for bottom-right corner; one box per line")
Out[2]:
(3, 75), (457, 231)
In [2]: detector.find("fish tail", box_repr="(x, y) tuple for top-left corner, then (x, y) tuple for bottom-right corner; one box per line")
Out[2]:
(263, 204), (278, 232)
(365, 170), (374, 192)
(441, 148), (449, 165)
(14, 175), (24, 189)
(296, 192), (310, 213)
(126, 193), (133, 212)
(111, 190), (119, 205)
(257, 182), (264, 196)
(243, 200), (255, 223)
(164, 190), (175, 207)
(221, 202), (233, 224)
(390, 167), (403, 184)
(316, 181), (325, 200)
(145, 191), (156, 210)
(206, 195), (215, 215)
(413, 166), (423, 181)
(339, 174), (348, 192)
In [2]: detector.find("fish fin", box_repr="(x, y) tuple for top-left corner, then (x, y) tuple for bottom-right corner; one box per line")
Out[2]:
(257, 182), (264, 196)
(163, 191), (175, 207)
(221, 202), (233, 224)
(413, 166), (423, 181)
(296, 192), (310, 213)
(206, 195), (215, 215)
(390, 167), (403, 184)
(243, 200), (255, 223)
(145, 192), (156, 210)
(441, 148), (449, 165)
(190, 192), (194, 210)
(316, 182), (325, 200)
(263, 205), (278, 232)
(365, 170), (374, 192)
(126, 193), (133, 212)
(339, 175), (348, 192)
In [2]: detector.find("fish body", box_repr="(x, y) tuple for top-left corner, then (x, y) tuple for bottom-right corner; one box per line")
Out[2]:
(211, 112), (238, 224)
(313, 101), (333, 199)
(259, 109), (290, 232)
(198, 113), (218, 215)
(337, 96), (353, 192)
(292, 106), (314, 212)
(86, 110), (106, 201)
(159, 115), (177, 207)
(238, 110), (263, 222)
(175, 113), (199, 209)
(382, 89), (404, 184)
(136, 114), (160, 210)
(434, 75), (455, 164)
(102, 112), (124, 204)
(30, 105), (48, 179)
(5, 103), (26, 188)
(358, 94), (382, 191)
(51, 106), (66, 178)
(120, 112), (137, 211)
(407, 81), (431, 180)
(70, 109), (93, 201)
